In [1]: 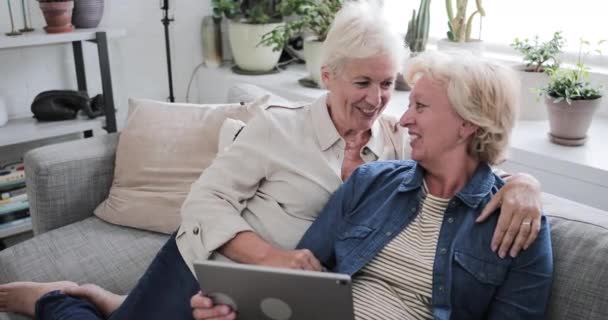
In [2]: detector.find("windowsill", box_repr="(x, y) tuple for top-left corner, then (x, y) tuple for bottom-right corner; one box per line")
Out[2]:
(509, 117), (608, 187)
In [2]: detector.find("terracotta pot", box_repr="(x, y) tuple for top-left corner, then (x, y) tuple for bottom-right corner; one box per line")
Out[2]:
(39, 1), (74, 33)
(545, 97), (602, 146)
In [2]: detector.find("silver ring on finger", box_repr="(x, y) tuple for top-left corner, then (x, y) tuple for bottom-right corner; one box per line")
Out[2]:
(521, 220), (532, 226)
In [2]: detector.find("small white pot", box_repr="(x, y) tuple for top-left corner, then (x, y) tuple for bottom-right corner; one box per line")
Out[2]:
(436, 38), (484, 56)
(303, 39), (324, 86)
(516, 65), (550, 120)
(228, 20), (284, 72)
(0, 97), (8, 127)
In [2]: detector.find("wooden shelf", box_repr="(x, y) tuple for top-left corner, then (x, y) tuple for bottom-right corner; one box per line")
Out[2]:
(0, 217), (31, 239)
(0, 28), (126, 50)
(0, 115), (105, 147)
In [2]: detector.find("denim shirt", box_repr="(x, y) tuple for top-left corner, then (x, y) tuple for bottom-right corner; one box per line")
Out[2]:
(297, 160), (553, 320)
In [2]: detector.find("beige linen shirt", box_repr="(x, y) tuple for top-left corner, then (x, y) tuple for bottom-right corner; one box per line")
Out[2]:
(176, 94), (411, 273)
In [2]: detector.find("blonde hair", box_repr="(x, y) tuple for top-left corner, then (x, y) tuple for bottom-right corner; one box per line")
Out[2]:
(321, 0), (405, 75)
(405, 51), (520, 165)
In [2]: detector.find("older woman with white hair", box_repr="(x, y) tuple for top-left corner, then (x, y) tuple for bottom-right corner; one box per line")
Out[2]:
(296, 51), (553, 319)
(0, 2), (544, 320)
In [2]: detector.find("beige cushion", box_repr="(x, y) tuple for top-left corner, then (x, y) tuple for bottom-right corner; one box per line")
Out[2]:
(94, 97), (267, 234)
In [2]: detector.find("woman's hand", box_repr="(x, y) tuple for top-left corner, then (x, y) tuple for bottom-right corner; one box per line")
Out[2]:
(219, 232), (322, 271)
(259, 248), (324, 271)
(191, 291), (236, 320)
(476, 173), (542, 258)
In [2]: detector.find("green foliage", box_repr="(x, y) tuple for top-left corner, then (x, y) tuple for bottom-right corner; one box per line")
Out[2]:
(512, 32), (565, 73)
(405, 0), (431, 53)
(260, 0), (343, 52)
(539, 39), (604, 105)
(212, 0), (282, 24)
(446, 0), (485, 42)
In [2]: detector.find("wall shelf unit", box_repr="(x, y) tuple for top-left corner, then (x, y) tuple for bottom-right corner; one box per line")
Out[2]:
(0, 28), (126, 148)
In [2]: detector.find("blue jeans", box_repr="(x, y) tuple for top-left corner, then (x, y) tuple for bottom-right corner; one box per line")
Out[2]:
(35, 234), (200, 320)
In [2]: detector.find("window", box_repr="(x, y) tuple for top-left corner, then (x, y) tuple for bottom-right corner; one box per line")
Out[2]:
(383, 0), (607, 69)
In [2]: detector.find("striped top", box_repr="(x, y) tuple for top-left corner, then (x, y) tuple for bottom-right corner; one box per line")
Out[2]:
(352, 181), (450, 320)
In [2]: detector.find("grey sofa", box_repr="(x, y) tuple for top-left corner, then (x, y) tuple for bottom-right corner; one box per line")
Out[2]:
(2, 124), (608, 319)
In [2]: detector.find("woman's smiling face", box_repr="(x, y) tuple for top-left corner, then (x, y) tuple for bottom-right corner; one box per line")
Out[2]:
(399, 75), (472, 165)
(323, 54), (398, 133)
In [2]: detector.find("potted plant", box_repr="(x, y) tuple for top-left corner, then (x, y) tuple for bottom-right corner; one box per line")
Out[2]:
(538, 40), (604, 146)
(261, 0), (343, 86)
(437, 0), (485, 55)
(511, 32), (565, 120)
(213, 0), (285, 73)
(397, 0), (431, 91)
(37, 0), (75, 34)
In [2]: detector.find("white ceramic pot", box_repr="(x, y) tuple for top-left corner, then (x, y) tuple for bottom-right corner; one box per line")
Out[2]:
(228, 20), (284, 72)
(303, 39), (324, 86)
(516, 65), (549, 120)
(436, 38), (484, 56)
(545, 97), (602, 146)
(0, 96), (8, 127)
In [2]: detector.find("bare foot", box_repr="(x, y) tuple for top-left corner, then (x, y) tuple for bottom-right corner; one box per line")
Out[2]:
(0, 281), (78, 317)
(63, 283), (126, 318)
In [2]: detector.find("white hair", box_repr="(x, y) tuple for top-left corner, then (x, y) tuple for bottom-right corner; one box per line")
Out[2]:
(405, 51), (521, 165)
(320, 0), (405, 75)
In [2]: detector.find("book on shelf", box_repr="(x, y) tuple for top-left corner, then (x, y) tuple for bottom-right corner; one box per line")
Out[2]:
(1, 187), (26, 200)
(0, 199), (28, 215)
(0, 163), (30, 238)
(0, 166), (26, 192)
(0, 208), (29, 224)
(0, 216), (32, 239)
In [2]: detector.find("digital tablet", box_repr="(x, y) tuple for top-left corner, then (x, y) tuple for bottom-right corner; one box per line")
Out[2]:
(194, 260), (355, 320)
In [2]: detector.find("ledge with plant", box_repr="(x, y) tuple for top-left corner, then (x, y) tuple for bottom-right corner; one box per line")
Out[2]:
(512, 31), (565, 73)
(511, 31), (565, 120)
(538, 39), (605, 146)
(212, 0), (286, 73)
(260, 0), (343, 86)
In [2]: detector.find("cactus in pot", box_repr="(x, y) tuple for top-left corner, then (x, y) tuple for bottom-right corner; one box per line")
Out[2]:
(405, 0), (431, 53)
(446, 0), (485, 42)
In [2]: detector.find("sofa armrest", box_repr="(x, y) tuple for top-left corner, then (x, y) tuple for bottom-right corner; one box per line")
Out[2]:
(25, 133), (119, 235)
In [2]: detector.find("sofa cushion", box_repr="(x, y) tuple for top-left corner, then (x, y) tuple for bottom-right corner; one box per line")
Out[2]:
(93, 97), (266, 234)
(543, 193), (608, 320)
(0, 217), (168, 295)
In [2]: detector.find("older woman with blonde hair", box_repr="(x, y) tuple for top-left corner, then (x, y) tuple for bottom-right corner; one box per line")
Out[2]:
(1, 2), (545, 320)
(296, 51), (553, 319)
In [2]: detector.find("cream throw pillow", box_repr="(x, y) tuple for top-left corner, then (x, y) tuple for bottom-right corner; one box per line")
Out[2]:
(94, 96), (268, 234)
